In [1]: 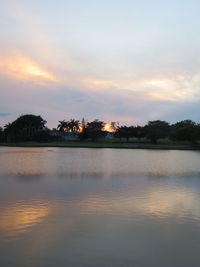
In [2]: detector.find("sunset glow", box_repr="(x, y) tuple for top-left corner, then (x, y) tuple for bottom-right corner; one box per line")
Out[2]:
(0, 0), (200, 126)
(0, 202), (50, 239)
(1, 1), (200, 267)
(0, 54), (58, 83)
(103, 123), (115, 132)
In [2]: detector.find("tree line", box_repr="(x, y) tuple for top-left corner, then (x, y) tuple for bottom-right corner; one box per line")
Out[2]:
(1, 114), (200, 144)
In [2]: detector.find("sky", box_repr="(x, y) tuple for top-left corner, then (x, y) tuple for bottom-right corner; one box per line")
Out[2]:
(1, 0), (200, 128)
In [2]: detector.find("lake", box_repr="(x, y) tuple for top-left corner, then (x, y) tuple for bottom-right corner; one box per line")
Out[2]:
(0, 147), (200, 267)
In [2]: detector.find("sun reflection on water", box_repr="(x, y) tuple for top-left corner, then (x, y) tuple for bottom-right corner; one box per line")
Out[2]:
(0, 201), (50, 240)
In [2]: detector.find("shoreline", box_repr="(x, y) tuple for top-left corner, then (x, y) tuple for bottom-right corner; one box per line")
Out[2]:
(0, 141), (200, 150)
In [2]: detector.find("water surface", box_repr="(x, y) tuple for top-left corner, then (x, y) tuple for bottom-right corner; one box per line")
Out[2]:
(1, 147), (200, 267)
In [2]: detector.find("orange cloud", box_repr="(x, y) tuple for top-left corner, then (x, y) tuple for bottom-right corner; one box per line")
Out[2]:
(0, 54), (58, 84)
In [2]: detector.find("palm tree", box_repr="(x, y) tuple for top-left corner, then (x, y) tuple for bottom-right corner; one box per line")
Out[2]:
(68, 119), (80, 133)
(57, 120), (67, 133)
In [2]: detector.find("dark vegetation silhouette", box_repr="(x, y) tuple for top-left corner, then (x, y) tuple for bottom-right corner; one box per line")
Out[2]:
(2, 114), (48, 142)
(57, 119), (80, 133)
(145, 120), (170, 144)
(79, 119), (106, 141)
(1, 114), (200, 146)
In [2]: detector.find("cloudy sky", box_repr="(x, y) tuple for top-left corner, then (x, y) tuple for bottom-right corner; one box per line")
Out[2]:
(1, 0), (200, 127)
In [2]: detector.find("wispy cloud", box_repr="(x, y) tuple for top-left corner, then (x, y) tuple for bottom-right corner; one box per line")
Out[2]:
(0, 53), (58, 84)
(1, 0), (200, 126)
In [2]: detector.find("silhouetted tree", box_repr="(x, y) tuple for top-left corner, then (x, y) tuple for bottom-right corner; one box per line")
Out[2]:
(68, 119), (80, 132)
(110, 122), (118, 132)
(57, 120), (65, 133)
(135, 126), (146, 141)
(79, 119), (106, 141)
(57, 120), (70, 133)
(3, 115), (200, 145)
(115, 126), (136, 141)
(34, 129), (51, 142)
(146, 120), (170, 144)
(4, 114), (47, 142)
(170, 120), (200, 143)
(57, 119), (80, 133)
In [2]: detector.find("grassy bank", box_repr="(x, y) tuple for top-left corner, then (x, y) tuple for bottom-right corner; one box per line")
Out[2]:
(0, 141), (199, 150)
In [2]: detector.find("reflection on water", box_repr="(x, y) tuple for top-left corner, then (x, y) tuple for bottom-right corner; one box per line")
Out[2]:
(1, 147), (200, 267)
(1, 147), (200, 178)
(0, 201), (50, 240)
